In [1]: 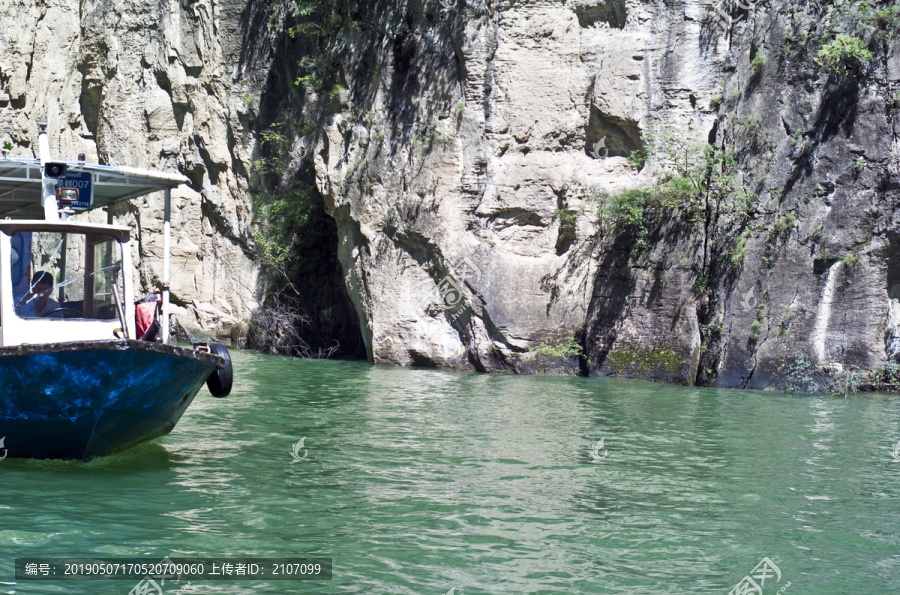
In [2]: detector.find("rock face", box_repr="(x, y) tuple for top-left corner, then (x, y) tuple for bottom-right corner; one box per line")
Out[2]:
(291, 0), (899, 387)
(298, 0), (726, 373)
(4, 0), (899, 389)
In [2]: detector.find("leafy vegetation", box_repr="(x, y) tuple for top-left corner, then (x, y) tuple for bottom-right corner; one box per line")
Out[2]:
(699, 320), (725, 354)
(874, 360), (900, 392)
(750, 52), (767, 75)
(244, 1), (374, 358)
(888, 91), (900, 116)
(778, 353), (865, 395)
(830, 365), (864, 396)
(749, 303), (766, 341)
(252, 123), (291, 174)
(248, 113), (343, 357)
(591, 124), (714, 249)
(554, 208), (578, 234)
(248, 179), (342, 358)
(778, 353), (822, 393)
(857, 1), (900, 42)
(778, 308), (795, 337)
(590, 121), (753, 266)
(532, 337), (584, 359)
(815, 34), (872, 75)
(253, 182), (330, 290)
(413, 118), (438, 151)
(276, 0), (356, 94)
(729, 232), (749, 267)
(840, 248), (862, 267)
(749, 320), (762, 340)
(693, 276), (710, 294)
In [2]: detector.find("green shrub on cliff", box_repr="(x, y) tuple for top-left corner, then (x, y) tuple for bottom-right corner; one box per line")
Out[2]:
(597, 187), (652, 228)
(874, 361), (900, 391)
(593, 123), (743, 249)
(777, 354), (865, 395)
(253, 181), (323, 284)
(252, 123), (291, 174)
(595, 124), (705, 226)
(250, 178), (343, 357)
(856, 1), (900, 41)
(840, 248), (862, 267)
(533, 337), (584, 359)
(554, 208), (578, 234)
(750, 52), (767, 75)
(749, 320), (762, 340)
(729, 233), (749, 267)
(778, 354), (822, 393)
(815, 34), (872, 74)
(278, 0), (345, 93)
(285, 0), (342, 38)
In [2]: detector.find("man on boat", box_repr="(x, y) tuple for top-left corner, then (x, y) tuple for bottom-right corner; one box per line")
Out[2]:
(15, 271), (62, 318)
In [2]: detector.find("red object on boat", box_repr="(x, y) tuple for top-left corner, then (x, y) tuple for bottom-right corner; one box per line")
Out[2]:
(136, 295), (161, 339)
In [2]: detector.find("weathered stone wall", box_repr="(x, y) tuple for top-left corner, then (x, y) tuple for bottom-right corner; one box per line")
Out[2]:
(275, 0), (725, 371)
(287, 0), (727, 372)
(288, 0), (899, 387)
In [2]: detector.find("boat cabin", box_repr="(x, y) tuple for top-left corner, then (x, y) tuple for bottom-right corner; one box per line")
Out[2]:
(0, 118), (187, 347)
(0, 220), (134, 346)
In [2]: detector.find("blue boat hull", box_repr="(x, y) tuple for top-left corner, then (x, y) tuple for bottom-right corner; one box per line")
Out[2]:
(0, 340), (221, 459)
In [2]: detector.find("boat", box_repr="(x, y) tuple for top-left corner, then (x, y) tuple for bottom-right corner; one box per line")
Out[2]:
(0, 116), (233, 460)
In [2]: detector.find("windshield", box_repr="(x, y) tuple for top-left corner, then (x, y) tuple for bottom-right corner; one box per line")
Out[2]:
(11, 231), (124, 320)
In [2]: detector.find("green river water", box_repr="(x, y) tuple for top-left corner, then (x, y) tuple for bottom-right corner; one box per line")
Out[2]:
(4, 350), (900, 593)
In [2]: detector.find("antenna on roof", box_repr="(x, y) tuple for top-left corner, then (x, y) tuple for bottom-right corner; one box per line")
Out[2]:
(36, 115), (59, 221)
(37, 115), (50, 164)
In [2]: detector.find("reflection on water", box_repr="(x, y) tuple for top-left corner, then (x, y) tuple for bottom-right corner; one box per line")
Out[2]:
(4, 352), (900, 593)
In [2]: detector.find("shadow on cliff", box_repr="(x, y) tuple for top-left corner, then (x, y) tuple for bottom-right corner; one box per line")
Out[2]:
(248, 0), (470, 364)
(583, 213), (703, 384)
(782, 76), (860, 199)
(236, 0), (470, 360)
(238, 0), (376, 359)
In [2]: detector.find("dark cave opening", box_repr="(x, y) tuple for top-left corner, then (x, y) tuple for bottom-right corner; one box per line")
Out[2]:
(888, 233), (900, 301)
(244, 12), (367, 361)
(584, 106), (643, 160)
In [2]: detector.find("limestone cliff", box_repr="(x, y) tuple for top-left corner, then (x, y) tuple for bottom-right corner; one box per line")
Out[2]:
(4, 0), (899, 389)
(278, 0), (900, 388)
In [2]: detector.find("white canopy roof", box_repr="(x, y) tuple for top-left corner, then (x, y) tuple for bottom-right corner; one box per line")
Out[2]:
(0, 158), (189, 219)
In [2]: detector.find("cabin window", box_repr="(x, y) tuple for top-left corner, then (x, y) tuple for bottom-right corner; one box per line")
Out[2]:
(10, 231), (123, 320)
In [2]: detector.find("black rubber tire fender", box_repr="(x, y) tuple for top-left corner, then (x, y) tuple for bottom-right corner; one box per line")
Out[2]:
(206, 343), (233, 398)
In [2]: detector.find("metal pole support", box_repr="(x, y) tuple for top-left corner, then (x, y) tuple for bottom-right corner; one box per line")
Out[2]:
(162, 188), (171, 344)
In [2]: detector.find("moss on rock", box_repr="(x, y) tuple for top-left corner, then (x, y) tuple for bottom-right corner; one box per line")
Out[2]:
(606, 344), (684, 378)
